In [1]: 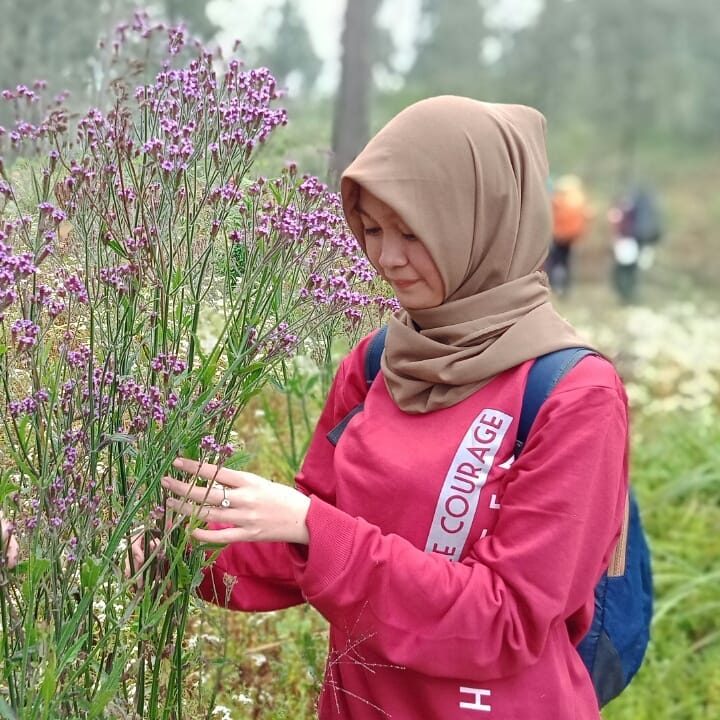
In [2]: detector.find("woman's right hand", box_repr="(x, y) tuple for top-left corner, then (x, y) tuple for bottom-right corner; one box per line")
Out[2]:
(124, 529), (162, 589)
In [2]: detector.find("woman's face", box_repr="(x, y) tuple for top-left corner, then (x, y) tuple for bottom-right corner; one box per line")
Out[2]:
(357, 187), (445, 310)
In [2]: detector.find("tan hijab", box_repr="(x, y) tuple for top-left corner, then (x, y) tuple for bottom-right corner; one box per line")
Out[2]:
(341, 96), (594, 414)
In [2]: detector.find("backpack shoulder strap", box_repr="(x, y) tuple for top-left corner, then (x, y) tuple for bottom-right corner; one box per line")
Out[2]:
(515, 347), (598, 458)
(334, 337), (597, 450)
(364, 324), (387, 386)
(327, 326), (387, 446)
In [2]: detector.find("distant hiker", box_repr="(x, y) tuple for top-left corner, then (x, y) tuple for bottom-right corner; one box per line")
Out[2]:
(609, 184), (663, 302)
(547, 174), (593, 295)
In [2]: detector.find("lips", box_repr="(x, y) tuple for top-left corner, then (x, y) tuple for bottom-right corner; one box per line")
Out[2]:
(388, 279), (418, 288)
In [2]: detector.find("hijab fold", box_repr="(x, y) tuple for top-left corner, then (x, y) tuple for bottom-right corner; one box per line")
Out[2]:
(341, 96), (594, 414)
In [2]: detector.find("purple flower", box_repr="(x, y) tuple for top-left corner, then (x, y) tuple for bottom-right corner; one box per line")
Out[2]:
(200, 435), (218, 453)
(200, 435), (233, 460)
(66, 345), (91, 369)
(10, 319), (40, 349)
(151, 353), (187, 380)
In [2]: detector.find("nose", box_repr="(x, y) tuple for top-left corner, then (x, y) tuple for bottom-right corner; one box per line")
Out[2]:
(377, 231), (408, 271)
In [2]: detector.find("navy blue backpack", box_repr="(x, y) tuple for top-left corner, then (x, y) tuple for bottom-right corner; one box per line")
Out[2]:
(331, 327), (653, 707)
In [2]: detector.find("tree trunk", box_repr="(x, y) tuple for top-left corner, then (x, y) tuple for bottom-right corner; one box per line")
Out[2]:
(329, 0), (380, 189)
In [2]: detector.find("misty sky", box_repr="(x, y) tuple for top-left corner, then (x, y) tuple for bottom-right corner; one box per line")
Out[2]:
(207, 0), (541, 92)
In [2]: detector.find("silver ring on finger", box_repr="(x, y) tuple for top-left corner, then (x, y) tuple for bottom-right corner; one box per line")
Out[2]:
(220, 485), (231, 508)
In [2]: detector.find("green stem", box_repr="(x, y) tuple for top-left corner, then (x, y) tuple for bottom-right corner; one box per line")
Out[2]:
(0, 576), (18, 710)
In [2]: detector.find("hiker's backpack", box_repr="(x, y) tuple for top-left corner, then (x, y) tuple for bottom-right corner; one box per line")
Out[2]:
(329, 326), (653, 707)
(623, 187), (663, 246)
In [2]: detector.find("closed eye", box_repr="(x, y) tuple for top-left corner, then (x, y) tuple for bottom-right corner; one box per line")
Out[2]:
(363, 226), (381, 236)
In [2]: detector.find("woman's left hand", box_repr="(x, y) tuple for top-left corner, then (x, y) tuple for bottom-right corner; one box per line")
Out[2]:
(162, 457), (310, 546)
(1, 512), (19, 570)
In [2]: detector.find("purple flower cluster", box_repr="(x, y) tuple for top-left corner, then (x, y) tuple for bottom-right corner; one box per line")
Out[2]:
(297, 175), (327, 199)
(23, 426), (101, 534)
(0, 12), (398, 618)
(262, 321), (300, 358)
(0, 235), (38, 316)
(8, 389), (49, 419)
(116, 377), (179, 433)
(0, 82), (69, 152)
(98, 263), (142, 294)
(203, 397), (237, 422)
(65, 344), (91, 369)
(30, 270), (89, 319)
(127, 47), (287, 181)
(10, 319), (40, 349)
(37, 201), (67, 224)
(1, 83), (43, 104)
(151, 353), (187, 382)
(210, 183), (244, 204)
(235, 175), (398, 327)
(200, 434), (233, 461)
(0, 233), (38, 291)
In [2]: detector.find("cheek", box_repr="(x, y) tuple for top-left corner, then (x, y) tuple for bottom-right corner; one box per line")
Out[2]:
(415, 248), (445, 296)
(363, 237), (382, 268)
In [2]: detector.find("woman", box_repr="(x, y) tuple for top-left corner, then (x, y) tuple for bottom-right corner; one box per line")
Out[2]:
(136, 96), (628, 718)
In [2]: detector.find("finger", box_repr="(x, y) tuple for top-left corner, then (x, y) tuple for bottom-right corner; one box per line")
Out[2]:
(125, 538), (160, 578)
(165, 499), (237, 529)
(165, 496), (214, 521)
(6, 540), (18, 570)
(125, 571), (141, 588)
(172, 456), (220, 480)
(126, 545), (145, 578)
(173, 456), (245, 488)
(125, 550), (144, 585)
(162, 476), (223, 506)
(190, 526), (245, 545)
(125, 557), (140, 582)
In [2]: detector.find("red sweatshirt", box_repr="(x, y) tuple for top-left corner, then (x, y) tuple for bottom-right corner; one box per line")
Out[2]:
(197, 331), (629, 719)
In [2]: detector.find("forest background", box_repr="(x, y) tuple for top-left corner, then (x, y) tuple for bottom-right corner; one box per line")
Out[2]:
(0, 1), (718, 719)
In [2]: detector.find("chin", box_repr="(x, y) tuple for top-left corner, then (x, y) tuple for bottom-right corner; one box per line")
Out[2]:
(400, 300), (441, 311)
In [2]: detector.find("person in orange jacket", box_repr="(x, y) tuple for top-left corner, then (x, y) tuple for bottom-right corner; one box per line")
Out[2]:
(547, 174), (593, 295)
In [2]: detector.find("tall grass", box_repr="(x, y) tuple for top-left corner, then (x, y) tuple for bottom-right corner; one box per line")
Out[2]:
(604, 409), (720, 720)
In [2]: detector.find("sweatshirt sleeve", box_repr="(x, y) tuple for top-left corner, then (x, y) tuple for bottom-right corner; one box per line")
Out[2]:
(289, 363), (629, 679)
(195, 334), (373, 611)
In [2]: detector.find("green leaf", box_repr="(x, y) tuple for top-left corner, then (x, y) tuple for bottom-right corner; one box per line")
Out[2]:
(57, 633), (89, 673)
(18, 556), (51, 593)
(0, 480), (19, 505)
(269, 180), (283, 202)
(104, 237), (127, 258)
(197, 342), (223, 390)
(15, 415), (32, 449)
(81, 557), (103, 591)
(88, 659), (126, 719)
(175, 554), (193, 591)
(40, 648), (57, 711)
(179, 443), (201, 461)
(223, 449), (251, 471)
(100, 433), (139, 447)
(0, 698), (18, 720)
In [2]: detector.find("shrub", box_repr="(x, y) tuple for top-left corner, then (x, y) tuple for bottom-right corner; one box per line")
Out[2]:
(0, 13), (392, 718)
